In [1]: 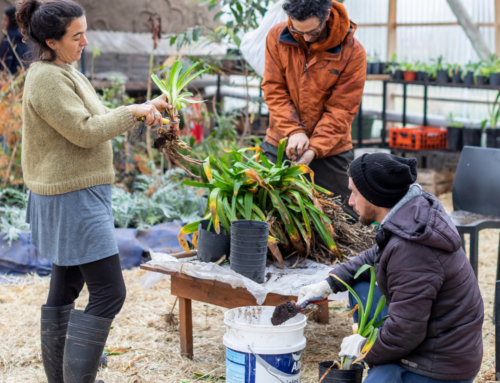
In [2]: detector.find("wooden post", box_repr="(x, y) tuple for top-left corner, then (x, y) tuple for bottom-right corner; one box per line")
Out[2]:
(496, 0), (500, 55)
(387, 0), (397, 61)
(179, 297), (194, 359)
(447, 0), (491, 60)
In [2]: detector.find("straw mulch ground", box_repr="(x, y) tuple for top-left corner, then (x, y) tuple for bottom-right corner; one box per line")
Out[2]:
(0, 192), (498, 382)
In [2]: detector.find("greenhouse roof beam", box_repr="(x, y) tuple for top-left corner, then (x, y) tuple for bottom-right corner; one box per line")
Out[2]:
(446, 0), (491, 61)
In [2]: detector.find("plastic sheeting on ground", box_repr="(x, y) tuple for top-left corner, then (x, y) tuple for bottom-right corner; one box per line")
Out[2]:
(0, 221), (184, 275)
(140, 250), (349, 305)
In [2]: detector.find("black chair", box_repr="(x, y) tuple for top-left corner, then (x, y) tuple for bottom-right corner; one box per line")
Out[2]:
(448, 146), (500, 281)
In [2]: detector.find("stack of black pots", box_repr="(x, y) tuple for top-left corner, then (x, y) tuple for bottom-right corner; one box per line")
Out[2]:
(367, 62), (387, 75)
(197, 219), (270, 284)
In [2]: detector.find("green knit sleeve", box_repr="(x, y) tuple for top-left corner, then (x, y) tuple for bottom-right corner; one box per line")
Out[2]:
(29, 68), (135, 149)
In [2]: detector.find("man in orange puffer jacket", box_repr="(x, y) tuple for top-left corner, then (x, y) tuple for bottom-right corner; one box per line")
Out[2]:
(261, 0), (366, 218)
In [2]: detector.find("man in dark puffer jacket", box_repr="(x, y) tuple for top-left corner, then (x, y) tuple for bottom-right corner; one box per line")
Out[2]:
(298, 153), (483, 382)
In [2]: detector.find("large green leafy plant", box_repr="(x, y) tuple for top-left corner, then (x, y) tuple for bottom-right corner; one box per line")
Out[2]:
(177, 138), (342, 265)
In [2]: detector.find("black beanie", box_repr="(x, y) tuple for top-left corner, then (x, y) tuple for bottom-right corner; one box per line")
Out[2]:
(349, 153), (418, 208)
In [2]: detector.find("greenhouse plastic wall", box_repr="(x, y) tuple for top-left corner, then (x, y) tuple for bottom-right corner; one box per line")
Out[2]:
(343, 0), (497, 128)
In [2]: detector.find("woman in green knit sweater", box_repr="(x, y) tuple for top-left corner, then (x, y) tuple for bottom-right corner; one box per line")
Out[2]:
(17, 0), (169, 382)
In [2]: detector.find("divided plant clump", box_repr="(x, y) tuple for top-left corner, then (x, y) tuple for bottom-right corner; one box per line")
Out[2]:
(150, 60), (208, 178)
(177, 138), (343, 267)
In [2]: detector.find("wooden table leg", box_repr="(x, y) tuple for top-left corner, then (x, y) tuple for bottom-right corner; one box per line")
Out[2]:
(179, 297), (194, 359)
(317, 301), (329, 324)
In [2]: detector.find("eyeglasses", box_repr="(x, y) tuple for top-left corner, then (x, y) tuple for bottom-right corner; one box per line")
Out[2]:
(290, 20), (323, 37)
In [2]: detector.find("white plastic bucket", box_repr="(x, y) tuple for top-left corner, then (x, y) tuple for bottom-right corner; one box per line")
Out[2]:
(223, 306), (307, 383)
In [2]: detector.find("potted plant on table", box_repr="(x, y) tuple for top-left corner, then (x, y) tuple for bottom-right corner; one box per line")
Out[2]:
(372, 52), (382, 75)
(366, 55), (374, 75)
(385, 54), (402, 80)
(401, 62), (417, 82)
(462, 61), (478, 84)
(474, 61), (489, 85)
(448, 63), (462, 84)
(318, 265), (388, 383)
(446, 112), (464, 151)
(484, 54), (500, 86)
(480, 91), (500, 148)
(432, 55), (449, 83)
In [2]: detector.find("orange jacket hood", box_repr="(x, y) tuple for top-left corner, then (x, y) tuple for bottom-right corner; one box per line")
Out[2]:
(287, 1), (353, 52)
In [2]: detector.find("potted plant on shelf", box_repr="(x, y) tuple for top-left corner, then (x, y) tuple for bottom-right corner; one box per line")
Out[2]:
(462, 61), (477, 84)
(446, 112), (464, 151)
(480, 91), (500, 148)
(474, 61), (489, 85)
(318, 265), (388, 382)
(401, 62), (417, 82)
(432, 55), (449, 83)
(484, 54), (500, 86)
(367, 55), (374, 75)
(385, 53), (403, 80)
(448, 63), (462, 84)
(414, 61), (425, 81)
(372, 52), (382, 75)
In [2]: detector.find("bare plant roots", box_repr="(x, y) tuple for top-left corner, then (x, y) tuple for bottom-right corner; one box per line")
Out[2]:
(153, 124), (204, 178)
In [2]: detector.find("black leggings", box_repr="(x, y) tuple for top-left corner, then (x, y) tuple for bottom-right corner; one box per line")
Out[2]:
(46, 254), (126, 319)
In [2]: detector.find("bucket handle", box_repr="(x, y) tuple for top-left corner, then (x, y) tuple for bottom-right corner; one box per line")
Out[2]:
(247, 345), (298, 382)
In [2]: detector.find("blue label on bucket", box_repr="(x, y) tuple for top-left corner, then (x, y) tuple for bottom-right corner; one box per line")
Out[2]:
(225, 347), (302, 383)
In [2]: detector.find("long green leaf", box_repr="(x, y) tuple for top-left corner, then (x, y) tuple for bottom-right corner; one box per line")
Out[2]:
(177, 62), (200, 90)
(289, 190), (311, 237)
(354, 264), (373, 279)
(373, 315), (389, 328)
(217, 196), (231, 233)
(359, 267), (376, 334)
(309, 210), (336, 250)
(331, 274), (365, 325)
(276, 138), (287, 167)
(244, 192), (254, 220)
(366, 296), (387, 329)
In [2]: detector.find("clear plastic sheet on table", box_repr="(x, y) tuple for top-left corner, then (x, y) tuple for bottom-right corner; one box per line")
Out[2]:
(140, 250), (348, 305)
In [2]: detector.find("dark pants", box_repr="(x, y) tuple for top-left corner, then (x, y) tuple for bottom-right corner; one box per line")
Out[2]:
(350, 283), (475, 383)
(46, 254), (126, 319)
(365, 364), (475, 383)
(260, 141), (357, 218)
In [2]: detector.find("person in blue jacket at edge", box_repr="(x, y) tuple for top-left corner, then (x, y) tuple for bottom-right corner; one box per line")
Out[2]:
(1, 6), (32, 73)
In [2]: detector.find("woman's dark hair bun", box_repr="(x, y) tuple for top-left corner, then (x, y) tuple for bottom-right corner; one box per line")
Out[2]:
(15, 0), (85, 62)
(15, 0), (41, 41)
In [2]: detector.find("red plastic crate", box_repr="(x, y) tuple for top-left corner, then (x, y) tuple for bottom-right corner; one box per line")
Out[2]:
(389, 126), (448, 150)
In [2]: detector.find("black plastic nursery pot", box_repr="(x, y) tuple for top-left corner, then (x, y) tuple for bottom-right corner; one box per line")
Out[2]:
(463, 71), (474, 85)
(490, 73), (500, 86)
(475, 75), (487, 85)
(395, 70), (404, 80)
(417, 71), (428, 82)
(318, 361), (363, 383)
(436, 70), (450, 83)
(379, 63), (387, 75)
(463, 128), (482, 147)
(366, 63), (373, 75)
(447, 127), (464, 151)
(197, 220), (231, 263)
(486, 129), (500, 148)
(451, 72), (462, 84)
(372, 62), (381, 75)
(230, 220), (269, 284)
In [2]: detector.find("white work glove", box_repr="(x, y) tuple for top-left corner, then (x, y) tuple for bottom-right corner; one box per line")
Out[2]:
(297, 280), (332, 309)
(339, 334), (367, 360)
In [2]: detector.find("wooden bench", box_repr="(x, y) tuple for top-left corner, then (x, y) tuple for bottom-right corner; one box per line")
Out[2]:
(140, 263), (329, 359)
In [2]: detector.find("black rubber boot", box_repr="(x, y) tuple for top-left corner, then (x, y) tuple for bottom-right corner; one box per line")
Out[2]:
(63, 310), (112, 383)
(41, 303), (75, 383)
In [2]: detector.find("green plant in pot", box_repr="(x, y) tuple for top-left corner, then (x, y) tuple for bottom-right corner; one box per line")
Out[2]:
(483, 54), (500, 86)
(474, 60), (489, 85)
(447, 63), (462, 84)
(481, 91), (500, 148)
(177, 138), (341, 267)
(432, 55), (449, 83)
(447, 113), (464, 151)
(400, 62), (417, 82)
(463, 61), (479, 84)
(319, 265), (388, 380)
(385, 53), (401, 80)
